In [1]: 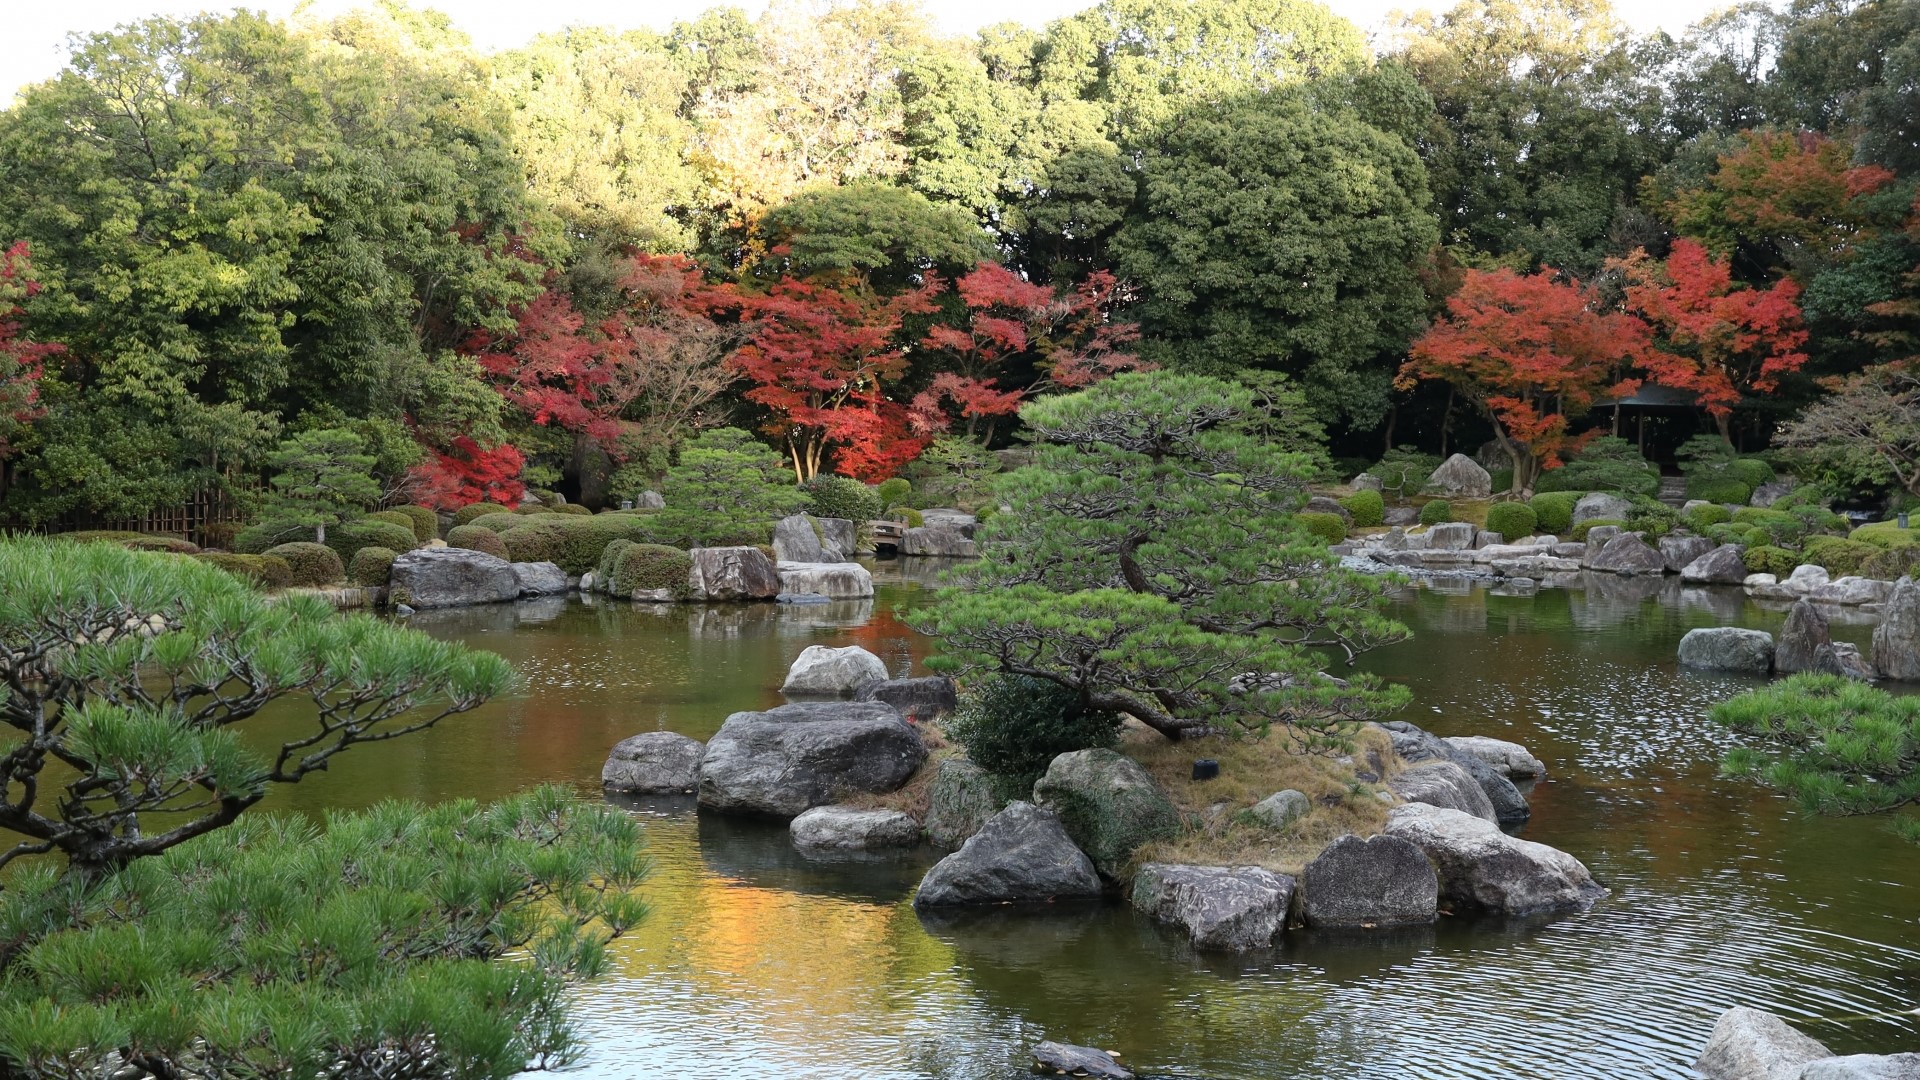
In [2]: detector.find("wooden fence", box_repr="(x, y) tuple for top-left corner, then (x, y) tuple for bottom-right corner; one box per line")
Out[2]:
(13, 484), (253, 547)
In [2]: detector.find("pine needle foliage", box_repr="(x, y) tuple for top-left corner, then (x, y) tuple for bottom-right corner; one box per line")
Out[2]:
(912, 372), (1410, 742)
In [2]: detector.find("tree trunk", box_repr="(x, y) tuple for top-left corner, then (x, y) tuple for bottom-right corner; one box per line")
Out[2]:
(316, 522), (326, 544)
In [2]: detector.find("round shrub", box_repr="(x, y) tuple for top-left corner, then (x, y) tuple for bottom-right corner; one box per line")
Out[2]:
(612, 544), (693, 599)
(390, 504), (439, 543)
(452, 502), (514, 528)
(1484, 502), (1537, 540)
(1731, 507), (1804, 547)
(876, 477), (911, 510)
(1296, 511), (1347, 545)
(499, 520), (569, 566)
(552, 503), (593, 516)
(1744, 545), (1799, 577)
(1849, 521), (1920, 549)
(901, 508), (925, 528)
(1742, 525), (1773, 548)
(348, 546), (398, 587)
(234, 520), (312, 554)
(1338, 488), (1384, 527)
(468, 512), (537, 534)
(1626, 497), (1680, 539)
(1569, 518), (1625, 542)
(263, 542), (344, 586)
(1528, 491), (1582, 535)
(1803, 536), (1877, 577)
(803, 474), (881, 522)
(1685, 503), (1732, 529)
(946, 674), (1125, 791)
(1862, 544), (1920, 580)
(368, 510), (416, 533)
(326, 519), (417, 565)
(513, 504), (548, 515)
(1726, 458), (1775, 490)
(503, 515), (659, 574)
(1418, 499), (1454, 526)
(194, 552), (294, 589)
(446, 524), (509, 559)
(1689, 478), (1753, 505)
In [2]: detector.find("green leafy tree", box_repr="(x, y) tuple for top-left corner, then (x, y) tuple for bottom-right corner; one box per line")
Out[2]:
(755, 182), (992, 290)
(263, 428), (382, 543)
(1110, 90), (1438, 428)
(656, 427), (806, 545)
(913, 372), (1410, 741)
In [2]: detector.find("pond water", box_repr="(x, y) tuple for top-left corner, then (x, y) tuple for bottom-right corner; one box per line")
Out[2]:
(251, 563), (1920, 1080)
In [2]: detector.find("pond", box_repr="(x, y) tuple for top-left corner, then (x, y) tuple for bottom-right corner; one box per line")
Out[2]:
(253, 563), (1920, 1080)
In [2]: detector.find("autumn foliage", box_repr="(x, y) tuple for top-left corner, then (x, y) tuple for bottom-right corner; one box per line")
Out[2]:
(1665, 130), (1896, 259)
(408, 435), (528, 510)
(0, 241), (56, 458)
(1399, 268), (1649, 493)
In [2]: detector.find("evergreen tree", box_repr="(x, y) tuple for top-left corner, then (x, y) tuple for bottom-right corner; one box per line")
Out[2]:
(263, 428), (382, 543)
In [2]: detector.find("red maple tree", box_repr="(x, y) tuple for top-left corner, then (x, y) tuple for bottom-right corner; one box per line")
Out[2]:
(911, 264), (1147, 440)
(407, 435), (527, 510)
(0, 241), (57, 459)
(1614, 238), (1810, 441)
(730, 276), (941, 482)
(1398, 268), (1650, 493)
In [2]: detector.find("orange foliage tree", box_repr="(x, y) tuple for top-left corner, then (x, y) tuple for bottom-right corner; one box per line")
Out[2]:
(1613, 238), (1810, 441)
(1398, 267), (1649, 494)
(1664, 130), (1895, 265)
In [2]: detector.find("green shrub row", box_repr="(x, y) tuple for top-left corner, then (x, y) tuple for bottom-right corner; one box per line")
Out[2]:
(447, 524), (510, 559)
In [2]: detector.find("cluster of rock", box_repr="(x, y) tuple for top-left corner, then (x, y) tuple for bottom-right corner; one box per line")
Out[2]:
(1678, 590), (1915, 680)
(388, 547), (570, 610)
(1744, 562), (1897, 608)
(1697, 1007), (1920, 1080)
(899, 510), (980, 559)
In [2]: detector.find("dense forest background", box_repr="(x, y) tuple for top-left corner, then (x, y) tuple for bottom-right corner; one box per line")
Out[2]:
(0, 0), (1913, 518)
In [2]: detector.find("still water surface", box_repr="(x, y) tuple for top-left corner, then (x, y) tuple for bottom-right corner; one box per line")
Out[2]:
(257, 563), (1920, 1079)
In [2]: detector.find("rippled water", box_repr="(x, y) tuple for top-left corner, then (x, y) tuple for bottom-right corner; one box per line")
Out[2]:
(246, 564), (1919, 1079)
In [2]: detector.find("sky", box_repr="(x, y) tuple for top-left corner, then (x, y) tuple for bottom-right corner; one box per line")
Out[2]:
(4, 0), (1739, 104)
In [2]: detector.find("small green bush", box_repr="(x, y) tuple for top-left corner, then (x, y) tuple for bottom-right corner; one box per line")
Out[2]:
(1862, 544), (1920, 580)
(1371, 446), (1441, 501)
(1490, 468), (1514, 494)
(946, 674), (1125, 792)
(1533, 436), (1659, 496)
(390, 504), (439, 543)
(1726, 458), (1776, 490)
(368, 509), (415, 531)
(194, 552), (294, 589)
(1688, 478), (1753, 505)
(1484, 501), (1537, 540)
(233, 520), (312, 554)
(513, 503), (548, 515)
(326, 519), (418, 564)
(1789, 504), (1848, 533)
(612, 544), (693, 598)
(446, 524), (509, 559)
(594, 538), (635, 588)
(452, 502), (514, 528)
(1686, 503), (1733, 529)
(901, 507), (925, 528)
(467, 512), (535, 534)
(1570, 518), (1626, 542)
(1296, 511), (1348, 545)
(1627, 497), (1681, 539)
(1418, 499), (1454, 525)
(1731, 507), (1804, 547)
(500, 514), (660, 574)
(1338, 488), (1385, 527)
(552, 503), (593, 516)
(1851, 521), (1920, 549)
(263, 541), (345, 586)
(1804, 536), (1878, 577)
(1528, 491), (1582, 535)
(349, 545), (398, 586)
(1744, 545), (1799, 577)
(877, 477), (911, 511)
(1704, 523), (1746, 546)
(803, 474), (882, 521)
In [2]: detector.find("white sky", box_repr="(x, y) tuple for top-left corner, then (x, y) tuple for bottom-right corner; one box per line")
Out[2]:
(4, 0), (1738, 104)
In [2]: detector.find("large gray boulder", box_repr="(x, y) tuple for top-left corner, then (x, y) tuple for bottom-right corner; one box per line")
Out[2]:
(1383, 803), (1607, 915)
(1388, 761), (1496, 822)
(1683, 544), (1752, 585)
(1814, 576), (1894, 606)
(1379, 720), (1530, 826)
(1031, 1043), (1133, 1080)
(1751, 481), (1794, 508)
(1131, 863), (1296, 952)
(1425, 453), (1493, 498)
(511, 561), (569, 596)
(1442, 736), (1546, 779)
(913, 801), (1103, 907)
(1573, 492), (1634, 525)
(924, 756), (1001, 846)
(1798, 1056), (1920, 1079)
(602, 731), (705, 794)
(1032, 748), (1182, 880)
(920, 509), (979, 536)
(687, 546), (781, 601)
(1427, 522), (1476, 551)
(816, 517), (859, 556)
(1813, 641), (1878, 681)
(1587, 533), (1668, 576)
(772, 514), (835, 563)
(697, 701), (927, 818)
(1875, 578), (1920, 681)
(1299, 833), (1438, 928)
(1661, 534), (1717, 573)
(776, 561), (874, 599)
(1678, 627), (1775, 676)
(1696, 1007), (1833, 1080)
(1304, 495), (1352, 523)
(855, 675), (958, 721)
(389, 547), (520, 609)
(790, 806), (922, 852)
(781, 644), (889, 695)
(1776, 600), (1832, 675)
(901, 525), (977, 557)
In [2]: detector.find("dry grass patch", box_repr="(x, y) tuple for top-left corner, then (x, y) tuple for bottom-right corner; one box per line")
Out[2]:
(1126, 722), (1398, 877)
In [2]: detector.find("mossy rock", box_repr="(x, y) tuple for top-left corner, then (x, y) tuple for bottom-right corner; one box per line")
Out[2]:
(348, 546), (398, 587)
(1862, 544), (1920, 580)
(612, 544), (693, 599)
(1032, 748), (1181, 881)
(263, 542), (345, 586)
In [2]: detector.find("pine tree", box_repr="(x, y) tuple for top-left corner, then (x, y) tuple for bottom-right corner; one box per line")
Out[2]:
(264, 428), (382, 543)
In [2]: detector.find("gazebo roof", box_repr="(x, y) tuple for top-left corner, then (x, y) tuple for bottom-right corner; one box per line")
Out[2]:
(1596, 384), (1703, 409)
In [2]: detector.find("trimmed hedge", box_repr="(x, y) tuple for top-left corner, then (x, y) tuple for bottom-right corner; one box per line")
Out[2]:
(1484, 502), (1537, 540)
(552, 503), (593, 516)
(803, 475), (881, 522)
(447, 524), (509, 559)
(1726, 458), (1775, 490)
(876, 477), (911, 510)
(501, 515), (659, 574)
(61, 530), (201, 554)
(1296, 511), (1347, 545)
(1744, 545), (1799, 577)
(326, 519), (417, 565)
(390, 504), (439, 543)
(612, 544), (693, 598)
(349, 546), (398, 587)
(1850, 521), (1920, 549)
(452, 502), (514, 528)
(1569, 519), (1625, 541)
(1527, 491), (1582, 535)
(467, 512), (535, 534)
(368, 510), (416, 532)
(1685, 503), (1732, 529)
(1418, 499), (1454, 525)
(1803, 536), (1877, 577)
(594, 538), (635, 589)
(194, 552), (294, 589)
(1862, 544), (1920, 580)
(1688, 478), (1752, 505)
(263, 542), (345, 586)
(1338, 489), (1384, 527)
(234, 520), (313, 554)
